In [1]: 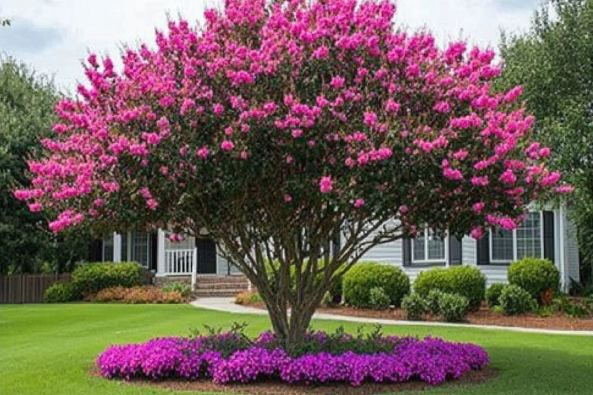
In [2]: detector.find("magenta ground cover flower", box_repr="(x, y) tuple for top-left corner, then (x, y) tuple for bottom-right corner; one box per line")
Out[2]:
(96, 331), (489, 387)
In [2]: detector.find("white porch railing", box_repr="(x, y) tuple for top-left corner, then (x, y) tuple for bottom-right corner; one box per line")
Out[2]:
(164, 248), (198, 291)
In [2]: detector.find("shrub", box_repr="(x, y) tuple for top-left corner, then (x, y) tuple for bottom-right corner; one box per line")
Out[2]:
(43, 283), (77, 303)
(413, 266), (486, 310)
(162, 282), (191, 297)
(368, 287), (390, 310)
(438, 293), (469, 322)
(413, 268), (448, 297)
(72, 262), (143, 296)
(343, 262), (410, 308)
(235, 291), (250, 305)
(485, 283), (505, 308)
(508, 258), (560, 304)
(553, 296), (592, 318)
(235, 291), (263, 305)
(93, 286), (186, 304)
(401, 293), (427, 320)
(499, 285), (537, 315)
(426, 289), (445, 315)
(97, 328), (490, 386)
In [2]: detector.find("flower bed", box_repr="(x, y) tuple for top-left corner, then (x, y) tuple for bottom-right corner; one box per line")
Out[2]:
(96, 329), (489, 387)
(91, 286), (188, 304)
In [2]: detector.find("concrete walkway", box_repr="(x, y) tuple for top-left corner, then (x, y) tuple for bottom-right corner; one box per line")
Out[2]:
(190, 297), (593, 336)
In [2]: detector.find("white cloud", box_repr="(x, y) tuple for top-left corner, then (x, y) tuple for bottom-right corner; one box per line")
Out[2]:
(1, 0), (538, 92)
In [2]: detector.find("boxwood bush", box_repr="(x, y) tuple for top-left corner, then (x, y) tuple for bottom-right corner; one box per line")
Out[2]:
(508, 258), (560, 304)
(368, 287), (390, 310)
(438, 292), (470, 322)
(43, 283), (78, 303)
(71, 262), (144, 296)
(485, 283), (505, 308)
(343, 262), (410, 308)
(401, 293), (427, 320)
(413, 266), (486, 310)
(499, 284), (537, 315)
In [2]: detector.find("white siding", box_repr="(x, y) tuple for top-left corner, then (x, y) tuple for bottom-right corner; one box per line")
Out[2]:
(216, 246), (228, 275)
(357, 226), (510, 286)
(564, 213), (580, 283)
(462, 236), (477, 266)
(360, 239), (403, 265)
(476, 266), (509, 286)
(215, 245), (243, 275)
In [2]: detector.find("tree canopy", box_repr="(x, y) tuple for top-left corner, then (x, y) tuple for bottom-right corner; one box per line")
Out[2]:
(497, 0), (593, 284)
(16, 0), (570, 347)
(0, 56), (90, 274)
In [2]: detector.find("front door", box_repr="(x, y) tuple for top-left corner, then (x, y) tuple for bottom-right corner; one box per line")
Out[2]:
(196, 238), (217, 274)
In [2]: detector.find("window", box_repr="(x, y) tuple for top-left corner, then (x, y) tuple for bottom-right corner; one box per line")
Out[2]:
(102, 234), (114, 262)
(490, 212), (543, 264)
(132, 231), (150, 268)
(412, 228), (446, 263)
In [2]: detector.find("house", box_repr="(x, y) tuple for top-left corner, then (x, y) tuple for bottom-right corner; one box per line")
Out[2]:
(360, 204), (580, 290)
(91, 204), (579, 292)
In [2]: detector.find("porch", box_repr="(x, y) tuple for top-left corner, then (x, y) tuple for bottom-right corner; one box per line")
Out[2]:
(97, 229), (244, 280)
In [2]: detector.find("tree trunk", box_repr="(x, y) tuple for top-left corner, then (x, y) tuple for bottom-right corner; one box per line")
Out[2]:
(252, 272), (327, 353)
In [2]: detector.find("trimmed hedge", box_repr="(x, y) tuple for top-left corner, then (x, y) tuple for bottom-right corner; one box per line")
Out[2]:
(71, 262), (144, 296)
(508, 258), (560, 304)
(343, 262), (410, 308)
(413, 266), (486, 310)
(43, 262), (146, 303)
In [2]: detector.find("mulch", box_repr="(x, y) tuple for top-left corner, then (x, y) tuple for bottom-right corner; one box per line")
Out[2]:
(243, 302), (593, 331)
(91, 366), (498, 395)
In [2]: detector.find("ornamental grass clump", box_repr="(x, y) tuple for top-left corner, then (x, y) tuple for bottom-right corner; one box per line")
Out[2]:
(96, 326), (489, 387)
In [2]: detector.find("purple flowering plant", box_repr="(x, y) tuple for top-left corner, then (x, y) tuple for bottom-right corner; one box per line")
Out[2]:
(96, 324), (489, 387)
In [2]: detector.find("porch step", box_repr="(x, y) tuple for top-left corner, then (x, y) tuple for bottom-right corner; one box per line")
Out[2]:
(193, 288), (247, 297)
(195, 281), (249, 290)
(195, 276), (247, 284)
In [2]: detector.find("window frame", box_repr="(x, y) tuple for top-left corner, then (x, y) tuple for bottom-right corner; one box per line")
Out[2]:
(411, 228), (449, 265)
(131, 231), (151, 268)
(102, 233), (114, 262)
(489, 211), (544, 265)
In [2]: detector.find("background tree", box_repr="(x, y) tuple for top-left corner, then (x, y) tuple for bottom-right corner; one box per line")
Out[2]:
(0, 56), (91, 274)
(16, 0), (569, 349)
(497, 0), (593, 285)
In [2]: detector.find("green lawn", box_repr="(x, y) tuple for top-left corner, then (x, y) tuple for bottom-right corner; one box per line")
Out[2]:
(0, 304), (591, 395)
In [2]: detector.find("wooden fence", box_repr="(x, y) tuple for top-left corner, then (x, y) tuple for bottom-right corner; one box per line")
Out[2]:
(0, 274), (72, 304)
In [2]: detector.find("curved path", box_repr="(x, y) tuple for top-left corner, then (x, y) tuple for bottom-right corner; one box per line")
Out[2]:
(191, 297), (593, 336)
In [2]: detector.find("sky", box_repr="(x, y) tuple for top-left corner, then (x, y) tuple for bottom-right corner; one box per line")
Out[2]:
(0, 0), (543, 93)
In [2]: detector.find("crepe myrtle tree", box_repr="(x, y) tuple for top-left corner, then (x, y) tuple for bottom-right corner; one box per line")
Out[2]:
(15, 0), (570, 348)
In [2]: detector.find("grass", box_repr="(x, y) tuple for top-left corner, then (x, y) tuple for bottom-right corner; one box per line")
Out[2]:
(1, 304), (592, 395)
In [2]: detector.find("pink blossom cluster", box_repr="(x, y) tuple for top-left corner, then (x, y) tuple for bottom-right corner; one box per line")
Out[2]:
(13, 0), (570, 237)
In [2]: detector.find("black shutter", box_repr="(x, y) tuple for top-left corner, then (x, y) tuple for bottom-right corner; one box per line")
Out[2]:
(88, 239), (103, 262)
(150, 232), (158, 270)
(543, 211), (555, 262)
(476, 233), (490, 265)
(403, 238), (411, 266)
(449, 236), (462, 265)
